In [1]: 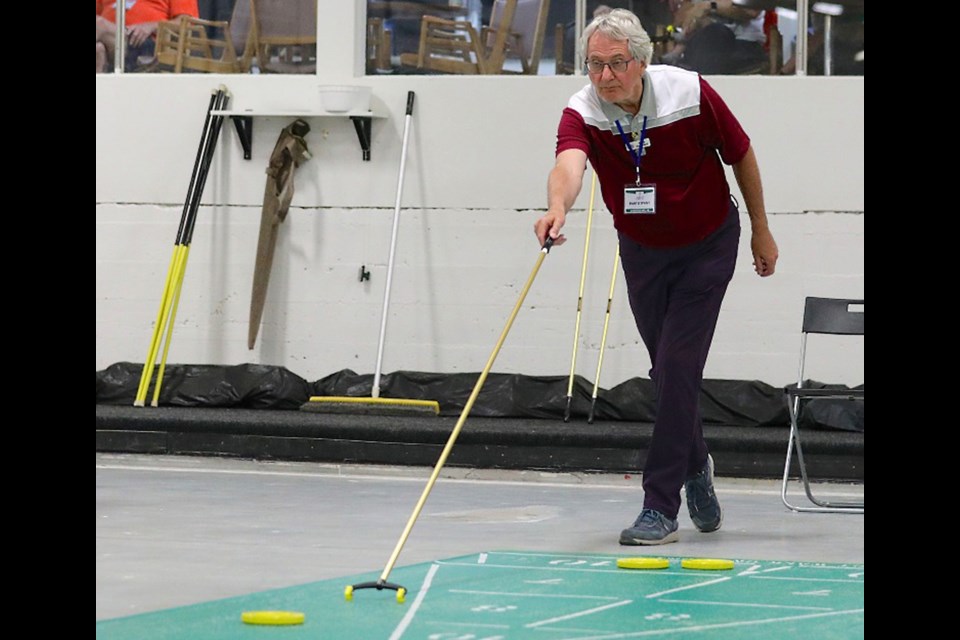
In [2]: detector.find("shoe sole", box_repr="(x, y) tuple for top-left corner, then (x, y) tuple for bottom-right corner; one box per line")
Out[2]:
(694, 514), (722, 533)
(618, 530), (680, 546)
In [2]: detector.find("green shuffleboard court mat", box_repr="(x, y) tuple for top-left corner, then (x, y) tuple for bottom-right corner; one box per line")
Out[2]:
(96, 550), (864, 639)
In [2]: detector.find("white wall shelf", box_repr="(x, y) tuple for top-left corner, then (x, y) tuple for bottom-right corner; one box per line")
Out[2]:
(211, 110), (387, 161)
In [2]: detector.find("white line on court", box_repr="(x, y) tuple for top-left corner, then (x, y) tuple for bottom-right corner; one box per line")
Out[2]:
(738, 564), (792, 576)
(656, 598), (832, 611)
(95, 460), (864, 498)
(436, 560), (681, 575)
(645, 577), (730, 598)
(449, 589), (620, 600)
(496, 551), (620, 560)
(747, 575), (862, 583)
(388, 563), (439, 640)
(547, 607), (864, 639)
(424, 621), (510, 630)
(526, 599), (634, 629)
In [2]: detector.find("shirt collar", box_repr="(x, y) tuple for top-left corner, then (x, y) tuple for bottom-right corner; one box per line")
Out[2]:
(596, 72), (655, 128)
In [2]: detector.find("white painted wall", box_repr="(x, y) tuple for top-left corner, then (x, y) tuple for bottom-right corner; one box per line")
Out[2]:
(96, 26), (864, 390)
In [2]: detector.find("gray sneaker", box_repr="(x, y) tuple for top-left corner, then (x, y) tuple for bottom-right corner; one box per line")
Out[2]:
(685, 454), (722, 532)
(619, 508), (679, 545)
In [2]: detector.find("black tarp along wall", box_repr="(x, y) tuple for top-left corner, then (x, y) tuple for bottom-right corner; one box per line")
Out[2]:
(96, 362), (863, 432)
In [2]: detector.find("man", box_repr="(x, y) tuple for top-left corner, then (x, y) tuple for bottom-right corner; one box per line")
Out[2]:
(96, 0), (200, 73)
(534, 8), (777, 545)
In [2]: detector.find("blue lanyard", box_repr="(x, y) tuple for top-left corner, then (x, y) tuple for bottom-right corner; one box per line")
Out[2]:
(615, 116), (648, 186)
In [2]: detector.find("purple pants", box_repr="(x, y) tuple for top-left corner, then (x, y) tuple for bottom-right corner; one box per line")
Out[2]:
(618, 204), (740, 519)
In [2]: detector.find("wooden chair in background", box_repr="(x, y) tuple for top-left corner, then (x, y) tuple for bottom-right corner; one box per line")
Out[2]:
(154, 1), (255, 73)
(154, 16), (252, 73)
(251, 0), (317, 74)
(153, 0), (316, 74)
(398, 11), (497, 74)
(367, 17), (393, 73)
(554, 21), (575, 75)
(398, 0), (549, 75)
(483, 0), (551, 75)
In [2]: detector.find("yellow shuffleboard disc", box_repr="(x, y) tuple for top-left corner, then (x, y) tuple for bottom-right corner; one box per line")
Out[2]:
(616, 557), (670, 570)
(681, 558), (735, 571)
(241, 611), (305, 626)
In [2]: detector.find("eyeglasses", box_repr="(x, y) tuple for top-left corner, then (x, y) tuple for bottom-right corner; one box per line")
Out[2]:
(584, 57), (634, 75)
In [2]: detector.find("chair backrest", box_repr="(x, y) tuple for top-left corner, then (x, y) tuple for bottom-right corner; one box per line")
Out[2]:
(801, 298), (864, 336)
(251, 0), (317, 73)
(481, 0), (519, 73)
(796, 297), (863, 389)
(155, 15), (242, 73)
(398, 14), (485, 74)
(487, 0), (550, 74)
(398, 0), (550, 75)
(229, 0), (254, 61)
(153, 1), (256, 74)
(252, 0), (316, 42)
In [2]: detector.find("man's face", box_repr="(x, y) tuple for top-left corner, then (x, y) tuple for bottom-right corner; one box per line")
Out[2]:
(586, 33), (645, 106)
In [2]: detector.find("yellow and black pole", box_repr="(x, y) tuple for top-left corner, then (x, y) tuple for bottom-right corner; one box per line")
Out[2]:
(134, 86), (230, 407)
(346, 236), (556, 603)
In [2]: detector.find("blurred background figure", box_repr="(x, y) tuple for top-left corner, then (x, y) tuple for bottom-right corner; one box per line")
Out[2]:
(662, 0), (767, 74)
(780, 8), (863, 75)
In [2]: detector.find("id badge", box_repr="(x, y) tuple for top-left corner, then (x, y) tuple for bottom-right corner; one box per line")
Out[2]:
(624, 184), (656, 215)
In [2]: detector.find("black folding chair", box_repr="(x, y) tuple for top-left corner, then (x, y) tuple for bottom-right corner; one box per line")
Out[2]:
(781, 297), (864, 513)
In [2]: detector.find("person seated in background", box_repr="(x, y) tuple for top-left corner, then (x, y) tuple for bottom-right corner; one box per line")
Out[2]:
(662, 0), (767, 74)
(96, 0), (200, 73)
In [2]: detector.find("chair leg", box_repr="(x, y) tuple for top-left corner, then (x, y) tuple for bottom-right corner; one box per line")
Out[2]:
(780, 422), (799, 510)
(381, 30), (392, 70)
(782, 400), (863, 514)
(796, 432), (864, 511)
(416, 16), (429, 68)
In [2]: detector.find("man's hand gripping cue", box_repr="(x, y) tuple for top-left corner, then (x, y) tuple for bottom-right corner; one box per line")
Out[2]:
(536, 149), (587, 249)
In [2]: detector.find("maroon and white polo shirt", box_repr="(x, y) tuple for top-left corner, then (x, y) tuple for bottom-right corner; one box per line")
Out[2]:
(556, 65), (751, 247)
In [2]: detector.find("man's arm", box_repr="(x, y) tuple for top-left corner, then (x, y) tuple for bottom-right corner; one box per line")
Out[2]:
(535, 149), (588, 247)
(731, 145), (778, 277)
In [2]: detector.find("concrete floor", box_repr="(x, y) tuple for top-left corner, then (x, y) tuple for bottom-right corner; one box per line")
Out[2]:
(95, 452), (864, 622)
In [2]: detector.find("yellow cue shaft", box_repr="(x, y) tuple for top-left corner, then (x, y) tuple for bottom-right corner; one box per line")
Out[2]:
(376, 241), (554, 585)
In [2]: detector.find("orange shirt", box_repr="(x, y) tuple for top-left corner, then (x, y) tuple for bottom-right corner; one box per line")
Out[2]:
(96, 0), (199, 24)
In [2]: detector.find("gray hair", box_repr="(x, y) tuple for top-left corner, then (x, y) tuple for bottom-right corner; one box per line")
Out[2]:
(580, 8), (654, 65)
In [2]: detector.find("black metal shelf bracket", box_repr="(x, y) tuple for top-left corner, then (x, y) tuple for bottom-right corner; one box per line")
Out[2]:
(231, 116), (254, 160)
(228, 115), (373, 162)
(350, 116), (373, 161)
